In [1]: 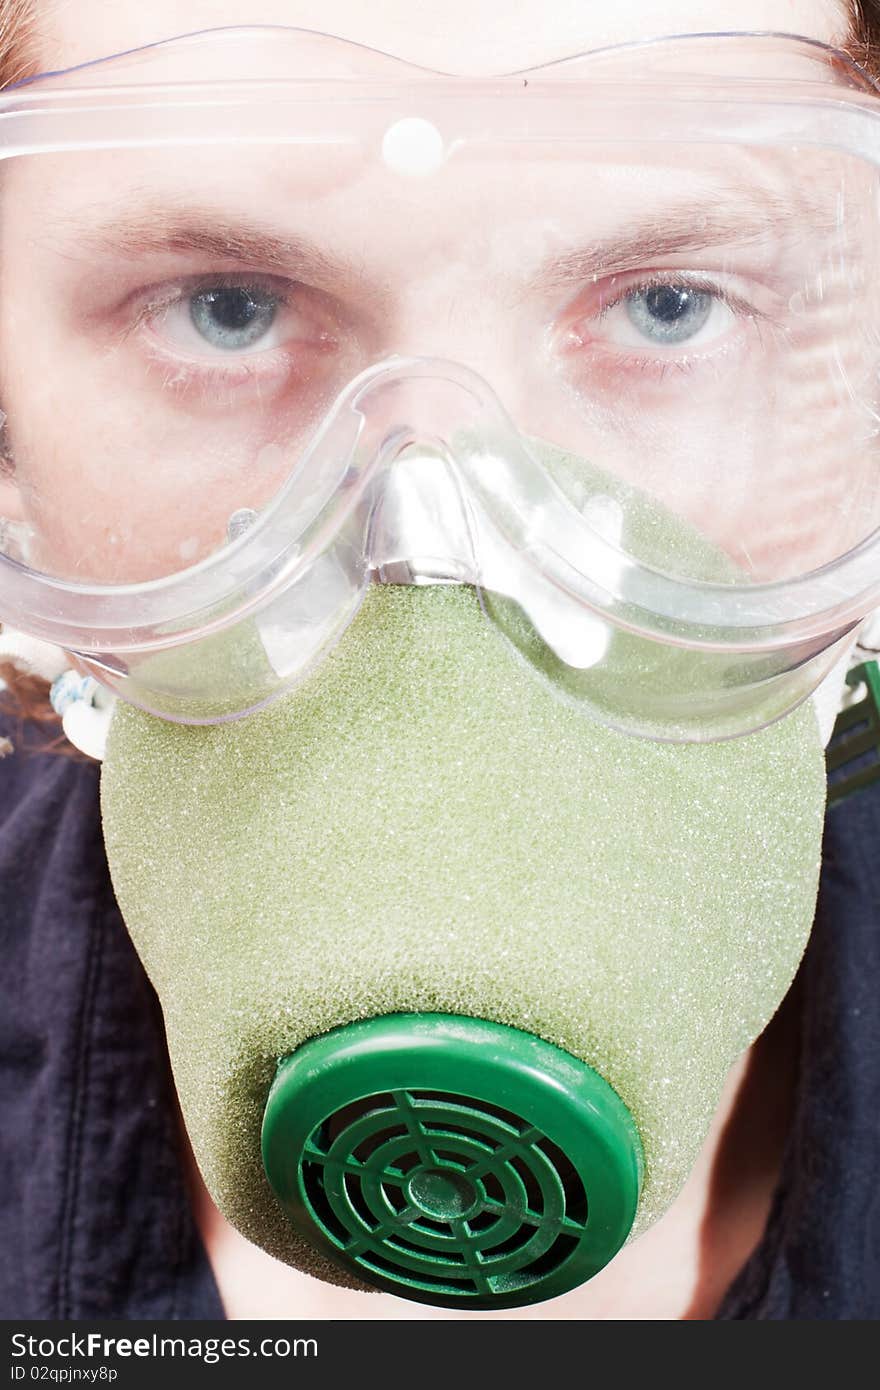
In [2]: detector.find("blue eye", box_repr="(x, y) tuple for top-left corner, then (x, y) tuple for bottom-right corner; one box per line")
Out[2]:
(189, 286), (279, 351)
(625, 284), (713, 345)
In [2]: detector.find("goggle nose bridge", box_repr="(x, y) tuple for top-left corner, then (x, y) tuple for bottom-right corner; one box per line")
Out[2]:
(364, 423), (484, 589)
(348, 392), (622, 672)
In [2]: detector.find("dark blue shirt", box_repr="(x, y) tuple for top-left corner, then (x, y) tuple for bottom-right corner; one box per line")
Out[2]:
(1, 716), (878, 1320)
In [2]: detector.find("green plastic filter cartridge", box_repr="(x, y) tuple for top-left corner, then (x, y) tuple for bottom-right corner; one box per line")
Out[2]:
(261, 1014), (643, 1309)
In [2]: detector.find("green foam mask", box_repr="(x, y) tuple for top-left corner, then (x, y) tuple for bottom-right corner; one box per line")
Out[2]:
(100, 452), (828, 1311)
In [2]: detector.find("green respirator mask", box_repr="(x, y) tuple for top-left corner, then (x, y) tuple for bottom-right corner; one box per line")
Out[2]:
(96, 428), (840, 1311)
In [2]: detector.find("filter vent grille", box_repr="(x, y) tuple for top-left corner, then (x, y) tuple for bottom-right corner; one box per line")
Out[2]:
(261, 1014), (643, 1309)
(301, 1088), (589, 1298)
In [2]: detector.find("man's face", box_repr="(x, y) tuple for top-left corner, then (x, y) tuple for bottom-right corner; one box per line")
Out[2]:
(0, 0), (873, 594)
(35, 0), (847, 1302)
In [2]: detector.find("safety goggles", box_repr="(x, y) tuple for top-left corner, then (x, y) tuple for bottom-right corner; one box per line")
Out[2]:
(1, 26), (879, 739)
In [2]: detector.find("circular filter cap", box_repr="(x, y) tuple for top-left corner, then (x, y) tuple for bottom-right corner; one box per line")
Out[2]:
(262, 1014), (643, 1309)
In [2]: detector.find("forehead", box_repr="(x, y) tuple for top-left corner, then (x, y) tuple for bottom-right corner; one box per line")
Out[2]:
(39, 0), (850, 75)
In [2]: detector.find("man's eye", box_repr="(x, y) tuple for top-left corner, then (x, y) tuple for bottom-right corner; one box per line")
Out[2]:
(137, 278), (301, 360)
(623, 284), (713, 345)
(189, 285), (280, 351)
(591, 279), (737, 352)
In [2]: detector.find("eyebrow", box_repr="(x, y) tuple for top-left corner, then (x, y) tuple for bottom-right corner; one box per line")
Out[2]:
(64, 193), (840, 295)
(68, 203), (365, 293)
(528, 194), (841, 291)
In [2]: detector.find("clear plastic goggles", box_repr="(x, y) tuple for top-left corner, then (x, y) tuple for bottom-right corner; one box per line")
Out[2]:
(1, 26), (880, 739)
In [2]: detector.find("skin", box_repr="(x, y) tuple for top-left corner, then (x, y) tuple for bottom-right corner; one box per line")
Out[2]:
(11, 0), (856, 1319)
